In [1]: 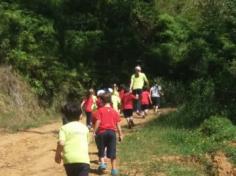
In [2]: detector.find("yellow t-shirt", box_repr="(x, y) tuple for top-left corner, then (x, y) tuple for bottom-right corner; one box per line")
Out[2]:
(111, 94), (121, 112)
(59, 121), (90, 164)
(92, 95), (97, 111)
(113, 90), (119, 97)
(130, 72), (148, 90)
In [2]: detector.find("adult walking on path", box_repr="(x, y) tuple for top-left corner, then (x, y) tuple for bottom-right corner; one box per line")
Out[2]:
(130, 65), (149, 114)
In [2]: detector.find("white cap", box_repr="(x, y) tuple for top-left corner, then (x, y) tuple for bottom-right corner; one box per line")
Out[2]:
(97, 90), (105, 96)
(135, 66), (141, 71)
(108, 88), (113, 93)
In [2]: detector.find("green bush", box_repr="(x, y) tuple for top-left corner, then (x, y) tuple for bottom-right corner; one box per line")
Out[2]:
(199, 115), (236, 142)
(159, 79), (218, 128)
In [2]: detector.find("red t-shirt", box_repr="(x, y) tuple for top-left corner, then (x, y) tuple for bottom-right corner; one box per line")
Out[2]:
(141, 91), (150, 105)
(119, 89), (125, 99)
(122, 92), (136, 110)
(93, 107), (121, 134)
(83, 96), (93, 112)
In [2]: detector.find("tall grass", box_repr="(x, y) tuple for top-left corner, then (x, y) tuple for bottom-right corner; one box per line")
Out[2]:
(119, 112), (236, 175)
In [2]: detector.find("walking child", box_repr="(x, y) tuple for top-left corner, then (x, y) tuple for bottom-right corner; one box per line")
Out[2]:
(111, 85), (121, 113)
(55, 102), (90, 176)
(96, 89), (105, 109)
(121, 87), (137, 129)
(118, 84), (125, 100)
(81, 88), (96, 129)
(140, 86), (152, 118)
(112, 83), (119, 97)
(93, 93), (123, 176)
(150, 81), (163, 112)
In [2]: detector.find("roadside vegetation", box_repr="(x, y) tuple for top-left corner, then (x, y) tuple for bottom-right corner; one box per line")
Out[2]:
(119, 113), (236, 175)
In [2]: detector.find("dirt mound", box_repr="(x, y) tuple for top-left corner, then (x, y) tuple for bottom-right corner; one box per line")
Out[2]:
(211, 152), (236, 176)
(0, 66), (45, 130)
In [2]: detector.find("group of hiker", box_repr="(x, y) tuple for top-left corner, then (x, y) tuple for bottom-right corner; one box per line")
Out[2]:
(55, 66), (163, 176)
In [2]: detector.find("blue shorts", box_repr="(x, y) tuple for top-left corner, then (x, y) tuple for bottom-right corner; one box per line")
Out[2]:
(96, 130), (117, 159)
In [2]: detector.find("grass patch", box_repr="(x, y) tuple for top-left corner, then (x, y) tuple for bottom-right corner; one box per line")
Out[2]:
(224, 146), (236, 166)
(149, 162), (206, 176)
(119, 112), (236, 175)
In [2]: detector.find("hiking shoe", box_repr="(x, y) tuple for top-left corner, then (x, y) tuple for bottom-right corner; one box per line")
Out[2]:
(111, 169), (119, 176)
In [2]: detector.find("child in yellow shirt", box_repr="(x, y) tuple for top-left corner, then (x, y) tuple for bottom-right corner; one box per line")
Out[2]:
(55, 102), (90, 176)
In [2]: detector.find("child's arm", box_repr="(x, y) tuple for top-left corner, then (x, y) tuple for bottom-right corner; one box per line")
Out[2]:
(55, 141), (64, 164)
(132, 94), (138, 100)
(93, 120), (101, 135)
(80, 100), (85, 110)
(116, 122), (123, 141)
(149, 94), (152, 104)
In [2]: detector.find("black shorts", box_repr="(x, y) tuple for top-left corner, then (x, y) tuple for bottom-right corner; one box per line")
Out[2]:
(123, 109), (133, 118)
(96, 130), (117, 159)
(85, 111), (92, 126)
(132, 89), (142, 96)
(152, 97), (160, 106)
(141, 104), (149, 111)
(64, 163), (90, 176)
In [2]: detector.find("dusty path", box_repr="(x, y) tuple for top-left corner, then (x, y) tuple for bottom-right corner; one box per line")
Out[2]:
(0, 108), (173, 176)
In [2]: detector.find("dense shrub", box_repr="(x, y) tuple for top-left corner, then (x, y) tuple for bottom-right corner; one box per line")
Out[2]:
(199, 116), (236, 142)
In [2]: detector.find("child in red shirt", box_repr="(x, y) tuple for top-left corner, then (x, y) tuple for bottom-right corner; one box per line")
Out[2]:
(121, 87), (137, 129)
(118, 84), (125, 100)
(96, 90), (105, 109)
(93, 93), (123, 175)
(140, 86), (152, 118)
(81, 88), (96, 129)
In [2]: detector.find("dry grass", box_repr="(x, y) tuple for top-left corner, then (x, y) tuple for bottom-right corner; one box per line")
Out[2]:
(0, 66), (55, 131)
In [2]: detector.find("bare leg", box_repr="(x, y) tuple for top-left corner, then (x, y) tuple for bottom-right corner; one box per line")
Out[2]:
(126, 118), (131, 128)
(130, 116), (135, 126)
(111, 158), (117, 170)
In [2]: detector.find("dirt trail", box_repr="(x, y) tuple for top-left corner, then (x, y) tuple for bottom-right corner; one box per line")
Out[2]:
(0, 108), (174, 176)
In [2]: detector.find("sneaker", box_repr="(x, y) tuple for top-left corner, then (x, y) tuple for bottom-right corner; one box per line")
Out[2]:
(128, 122), (132, 129)
(136, 111), (141, 116)
(130, 119), (135, 127)
(111, 169), (119, 176)
(98, 163), (107, 171)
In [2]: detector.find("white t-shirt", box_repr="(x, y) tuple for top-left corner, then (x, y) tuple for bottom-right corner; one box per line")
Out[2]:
(150, 85), (161, 97)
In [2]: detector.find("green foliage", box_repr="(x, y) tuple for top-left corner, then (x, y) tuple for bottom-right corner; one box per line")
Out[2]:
(153, 78), (186, 106)
(164, 79), (218, 127)
(0, 0), (234, 124)
(199, 116), (236, 142)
